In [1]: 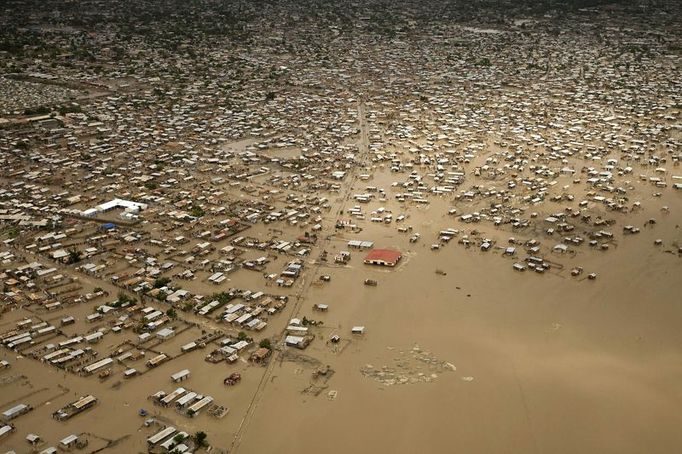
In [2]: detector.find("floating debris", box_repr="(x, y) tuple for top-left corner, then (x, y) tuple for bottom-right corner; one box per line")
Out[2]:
(360, 344), (456, 386)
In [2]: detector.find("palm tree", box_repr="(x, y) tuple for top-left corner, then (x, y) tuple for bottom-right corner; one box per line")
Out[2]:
(193, 431), (207, 447)
(67, 248), (81, 264)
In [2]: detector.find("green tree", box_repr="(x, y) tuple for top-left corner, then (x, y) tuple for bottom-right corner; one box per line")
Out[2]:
(117, 292), (133, 305)
(193, 431), (207, 447)
(173, 433), (186, 443)
(154, 277), (171, 288)
(66, 248), (82, 264)
(259, 338), (272, 350)
(209, 292), (232, 305)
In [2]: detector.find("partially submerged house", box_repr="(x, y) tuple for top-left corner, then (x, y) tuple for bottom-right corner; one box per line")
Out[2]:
(363, 249), (402, 267)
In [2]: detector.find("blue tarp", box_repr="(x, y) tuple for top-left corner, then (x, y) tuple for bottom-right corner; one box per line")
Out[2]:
(101, 223), (117, 230)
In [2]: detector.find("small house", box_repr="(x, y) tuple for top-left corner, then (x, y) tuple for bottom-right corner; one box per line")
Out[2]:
(363, 249), (402, 267)
(351, 326), (365, 335)
(171, 369), (190, 383)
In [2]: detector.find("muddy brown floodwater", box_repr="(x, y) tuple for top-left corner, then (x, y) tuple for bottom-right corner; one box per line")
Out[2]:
(231, 168), (682, 454)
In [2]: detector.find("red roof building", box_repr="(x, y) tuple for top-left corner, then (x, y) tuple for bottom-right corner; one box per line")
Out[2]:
(363, 249), (402, 267)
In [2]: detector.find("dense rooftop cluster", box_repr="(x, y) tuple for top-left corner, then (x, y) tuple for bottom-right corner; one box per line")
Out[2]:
(0, 0), (680, 452)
